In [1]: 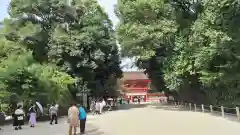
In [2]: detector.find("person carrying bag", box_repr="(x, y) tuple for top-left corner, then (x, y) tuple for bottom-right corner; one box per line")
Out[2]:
(49, 103), (58, 125)
(13, 105), (24, 130)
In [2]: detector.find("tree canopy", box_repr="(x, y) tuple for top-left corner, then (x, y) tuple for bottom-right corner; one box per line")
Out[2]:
(0, 0), (122, 112)
(116, 0), (240, 106)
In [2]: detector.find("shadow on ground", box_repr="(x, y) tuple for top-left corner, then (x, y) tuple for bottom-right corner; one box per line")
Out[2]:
(150, 104), (240, 124)
(149, 104), (191, 112)
(76, 124), (106, 135)
(117, 104), (148, 111)
(210, 111), (240, 123)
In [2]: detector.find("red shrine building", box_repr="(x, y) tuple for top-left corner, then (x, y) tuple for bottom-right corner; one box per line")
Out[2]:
(120, 71), (165, 102)
(121, 71), (151, 102)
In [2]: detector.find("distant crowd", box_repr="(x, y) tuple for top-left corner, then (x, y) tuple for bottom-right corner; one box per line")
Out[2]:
(90, 98), (117, 114)
(125, 96), (169, 104)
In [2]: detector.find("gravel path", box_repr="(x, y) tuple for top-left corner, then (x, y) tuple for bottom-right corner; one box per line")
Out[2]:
(1, 104), (240, 135)
(0, 115), (105, 135)
(93, 104), (240, 135)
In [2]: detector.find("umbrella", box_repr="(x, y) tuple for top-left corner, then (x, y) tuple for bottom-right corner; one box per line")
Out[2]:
(107, 98), (113, 101)
(36, 102), (43, 113)
(55, 104), (59, 111)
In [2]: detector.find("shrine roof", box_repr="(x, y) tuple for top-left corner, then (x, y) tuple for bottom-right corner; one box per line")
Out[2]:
(122, 71), (149, 80)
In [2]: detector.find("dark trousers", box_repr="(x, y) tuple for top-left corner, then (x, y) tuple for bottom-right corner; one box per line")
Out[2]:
(80, 119), (86, 133)
(50, 114), (58, 124)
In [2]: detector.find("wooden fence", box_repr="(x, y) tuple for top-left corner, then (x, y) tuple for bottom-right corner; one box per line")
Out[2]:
(170, 102), (240, 120)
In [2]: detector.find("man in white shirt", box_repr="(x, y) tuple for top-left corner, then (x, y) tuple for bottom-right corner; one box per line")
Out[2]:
(100, 99), (106, 113)
(95, 101), (100, 114)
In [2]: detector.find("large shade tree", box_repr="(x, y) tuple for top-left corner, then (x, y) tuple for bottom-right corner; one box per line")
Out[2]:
(4, 0), (122, 99)
(115, 0), (177, 95)
(0, 37), (74, 112)
(116, 0), (240, 106)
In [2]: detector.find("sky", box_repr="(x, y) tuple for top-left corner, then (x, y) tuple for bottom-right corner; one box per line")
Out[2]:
(0, 0), (10, 20)
(0, 0), (138, 71)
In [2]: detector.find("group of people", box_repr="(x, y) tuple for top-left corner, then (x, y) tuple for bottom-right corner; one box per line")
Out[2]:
(90, 98), (116, 114)
(0, 103), (59, 131)
(0, 102), (87, 135)
(159, 96), (168, 104)
(68, 103), (87, 135)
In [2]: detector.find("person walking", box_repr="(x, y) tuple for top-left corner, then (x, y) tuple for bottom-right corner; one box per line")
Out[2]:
(90, 100), (96, 114)
(13, 105), (24, 130)
(127, 98), (130, 104)
(68, 102), (79, 135)
(95, 100), (100, 114)
(28, 104), (37, 127)
(138, 97), (141, 104)
(119, 98), (123, 104)
(79, 105), (87, 134)
(49, 103), (58, 125)
(100, 99), (105, 114)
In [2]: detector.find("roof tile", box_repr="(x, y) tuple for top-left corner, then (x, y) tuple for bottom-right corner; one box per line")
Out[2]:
(122, 72), (148, 80)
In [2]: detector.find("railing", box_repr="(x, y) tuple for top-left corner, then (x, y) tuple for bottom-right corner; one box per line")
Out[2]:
(168, 101), (240, 120)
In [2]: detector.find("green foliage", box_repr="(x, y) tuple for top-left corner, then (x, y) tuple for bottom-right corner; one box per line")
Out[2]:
(116, 0), (177, 94)
(0, 0), (122, 111)
(0, 38), (75, 109)
(116, 0), (240, 106)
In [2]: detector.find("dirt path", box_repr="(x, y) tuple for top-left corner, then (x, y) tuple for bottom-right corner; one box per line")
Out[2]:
(93, 104), (240, 135)
(1, 104), (240, 135)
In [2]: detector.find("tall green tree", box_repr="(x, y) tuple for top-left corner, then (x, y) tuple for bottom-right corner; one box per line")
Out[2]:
(49, 0), (122, 96)
(4, 0), (122, 98)
(115, 0), (177, 95)
(0, 37), (75, 111)
(116, 0), (240, 106)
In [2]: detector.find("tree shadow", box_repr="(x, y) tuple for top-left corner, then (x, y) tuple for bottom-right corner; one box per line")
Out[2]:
(76, 126), (105, 135)
(209, 111), (240, 124)
(150, 104), (240, 124)
(149, 104), (191, 112)
(116, 104), (148, 111)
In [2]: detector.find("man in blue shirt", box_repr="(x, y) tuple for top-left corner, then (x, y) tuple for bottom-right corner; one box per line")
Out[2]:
(79, 105), (87, 134)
